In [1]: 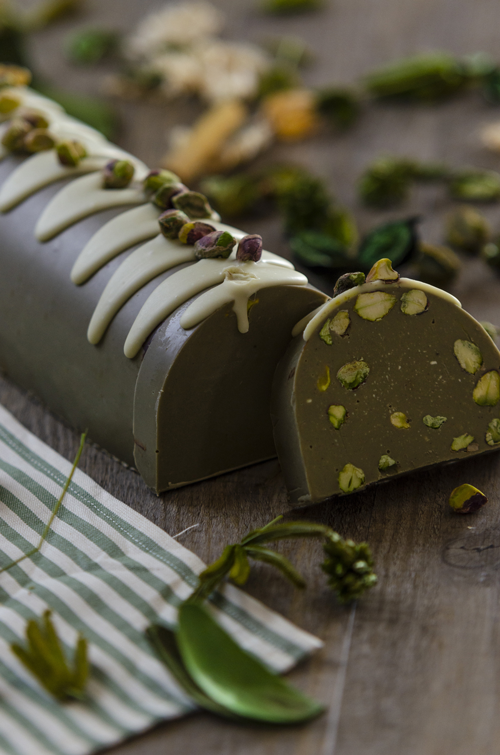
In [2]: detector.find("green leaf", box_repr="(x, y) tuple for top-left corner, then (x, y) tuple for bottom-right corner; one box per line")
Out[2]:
(290, 231), (349, 269)
(245, 545), (307, 588)
(176, 603), (324, 723)
(229, 545), (251, 586)
(189, 545), (236, 603)
(357, 218), (419, 271)
(364, 52), (467, 101)
(242, 521), (331, 546)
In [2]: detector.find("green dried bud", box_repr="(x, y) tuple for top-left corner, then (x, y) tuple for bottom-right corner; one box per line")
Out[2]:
(453, 339), (483, 374)
(337, 360), (370, 390)
(445, 206), (490, 254)
(157, 209), (190, 240)
(481, 241), (500, 270)
(143, 169), (180, 196)
(354, 291), (397, 321)
(473, 371), (500, 406)
(365, 257), (400, 283)
(178, 221), (215, 245)
(153, 182), (188, 210)
(486, 418), (500, 446)
(1, 119), (31, 152)
(103, 159), (135, 189)
(0, 92), (20, 114)
(390, 412), (410, 429)
(56, 140), (87, 167)
(448, 169), (500, 202)
(0, 65), (31, 89)
(21, 111), (50, 130)
(415, 242), (461, 286)
(449, 483), (487, 514)
(317, 366), (330, 392)
(194, 230), (235, 259)
(480, 321), (498, 340)
(321, 532), (377, 603)
(378, 455), (396, 470)
(333, 272), (365, 297)
(236, 234), (263, 262)
(338, 463), (365, 493)
(400, 289), (428, 315)
(173, 190), (213, 219)
(24, 128), (57, 153)
(423, 415), (447, 428)
(328, 405), (346, 429)
(451, 433), (475, 451)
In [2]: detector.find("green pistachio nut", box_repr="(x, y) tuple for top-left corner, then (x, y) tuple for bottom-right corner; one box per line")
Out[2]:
(415, 242), (461, 286)
(173, 190), (213, 219)
(473, 371), (500, 406)
(152, 181), (188, 209)
(24, 128), (57, 153)
(390, 411), (410, 429)
(480, 321), (498, 341)
(337, 360), (370, 390)
(143, 168), (181, 195)
(378, 454), (396, 470)
(451, 433), (475, 451)
(236, 234), (263, 262)
(445, 205), (490, 254)
(317, 366), (331, 392)
(365, 257), (400, 283)
(453, 339), (483, 374)
(423, 415), (447, 428)
(354, 291), (397, 321)
(485, 418), (500, 445)
(21, 111), (50, 130)
(178, 221), (215, 245)
(333, 271), (365, 297)
(157, 209), (190, 240)
(338, 463), (365, 493)
(319, 310), (350, 344)
(103, 159), (135, 189)
(328, 405), (346, 429)
(0, 92), (20, 114)
(449, 483), (488, 514)
(56, 140), (87, 167)
(1, 119), (31, 152)
(319, 319), (332, 345)
(400, 289), (428, 315)
(194, 230), (235, 260)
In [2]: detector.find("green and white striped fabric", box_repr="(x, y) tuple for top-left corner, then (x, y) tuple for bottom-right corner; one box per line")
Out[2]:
(0, 404), (322, 755)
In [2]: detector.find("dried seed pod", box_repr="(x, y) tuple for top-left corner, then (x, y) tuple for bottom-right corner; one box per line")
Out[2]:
(194, 230), (236, 259)
(157, 209), (190, 240)
(24, 129), (57, 153)
(172, 190), (213, 219)
(236, 234), (263, 262)
(143, 169), (180, 196)
(103, 159), (135, 189)
(56, 140), (87, 167)
(449, 483), (487, 514)
(178, 221), (215, 245)
(152, 182), (188, 210)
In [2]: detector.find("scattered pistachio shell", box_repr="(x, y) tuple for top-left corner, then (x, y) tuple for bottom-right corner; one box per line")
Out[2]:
(0, 92), (20, 114)
(194, 230), (235, 260)
(328, 405), (346, 429)
(338, 463), (365, 493)
(365, 258), (400, 283)
(485, 418), (500, 445)
(333, 271), (365, 297)
(337, 360), (369, 390)
(354, 291), (397, 321)
(158, 210), (190, 240)
(451, 433), (475, 451)
(173, 190), (213, 219)
(56, 140), (87, 167)
(103, 159), (135, 189)
(178, 221), (215, 245)
(400, 289), (428, 315)
(449, 483), (488, 514)
(453, 340), (483, 374)
(473, 371), (500, 406)
(480, 321), (498, 341)
(423, 415), (447, 429)
(378, 455), (396, 470)
(317, 366), (331, 392)
(390, 412), (410, 429)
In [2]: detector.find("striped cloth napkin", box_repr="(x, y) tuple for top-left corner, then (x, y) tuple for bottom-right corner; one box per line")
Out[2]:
(0, 404), (322, 755)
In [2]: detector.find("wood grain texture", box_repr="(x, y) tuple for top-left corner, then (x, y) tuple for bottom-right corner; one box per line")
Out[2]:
(6, 1), (500, 753)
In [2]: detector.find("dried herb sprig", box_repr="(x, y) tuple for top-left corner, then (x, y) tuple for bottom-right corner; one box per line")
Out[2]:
(11, 610), (89, 701)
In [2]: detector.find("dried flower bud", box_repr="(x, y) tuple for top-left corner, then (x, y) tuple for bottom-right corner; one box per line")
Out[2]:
(0, 65), (31, 89)
(1, 119), (31, 152)
(0, 92), (21, 114)
(158, 209), (190, 240)
(152, 182), (188, 210)
(178, 221), (215, 245)
(236, 234), (263, 262)
(194, 230), (236, 259)
(56, 140), (87, 167)
(172, 190), (213, 219)
(103, 159), (135, 189)
(449, 483), (488, 514)
(20, 110), (49, 130)
(143, 168), (180, 196)
(24, 128), (57, 153)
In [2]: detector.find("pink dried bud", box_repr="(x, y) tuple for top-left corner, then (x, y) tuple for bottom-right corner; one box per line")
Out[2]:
(236, 234), (263, 262)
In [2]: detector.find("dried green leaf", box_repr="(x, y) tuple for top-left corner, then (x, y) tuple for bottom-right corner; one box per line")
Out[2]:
(448, 169), (500, 202)
(358, 218), (419, 270)
(229, 545), (251, 586)
(364, 52), (467, 101)
(290, 231), (349, 270)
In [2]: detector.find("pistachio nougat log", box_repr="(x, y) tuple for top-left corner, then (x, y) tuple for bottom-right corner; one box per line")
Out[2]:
(272, 278), (500, 505)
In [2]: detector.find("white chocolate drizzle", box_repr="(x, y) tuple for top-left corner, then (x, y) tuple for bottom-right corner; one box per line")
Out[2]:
(71, 203), (161, 284)
(300, 278), (462, 341)
(124, 258), (307, 358)
(35, 172), (147, 242)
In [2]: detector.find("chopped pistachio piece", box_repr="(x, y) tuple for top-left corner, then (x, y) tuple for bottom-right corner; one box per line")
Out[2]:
(0, 92), (20, 114)
(451, 433), (475, 451)
(390, 411), (410, 429)
(330, 310), (350, 336)
(333, 271), (365, 297)
(319, 319), (333, 345)
(337, 360), (370, 390)
(400, 289), (428, 315)
(485, 418), (500, 445)
(354, 291), (397, 321)
(453, 339), (483, 374)
(423, 415), (447, 429)
(328, 405), (346, 429)
(480, 321), (498, 341)
(378, 454), (396, 470)
(317, 366), (331, 392)
(473, 371), (500, 406)
(365, 257), (400, 283)
(338, 463), (365, 493)
(449, 484), (488, 514)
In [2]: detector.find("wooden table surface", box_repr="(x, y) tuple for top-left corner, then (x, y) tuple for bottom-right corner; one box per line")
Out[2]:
(5, 1), (500, 753)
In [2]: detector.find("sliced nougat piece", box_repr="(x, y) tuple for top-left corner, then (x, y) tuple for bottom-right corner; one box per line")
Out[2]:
(272, 270), (500, 505)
